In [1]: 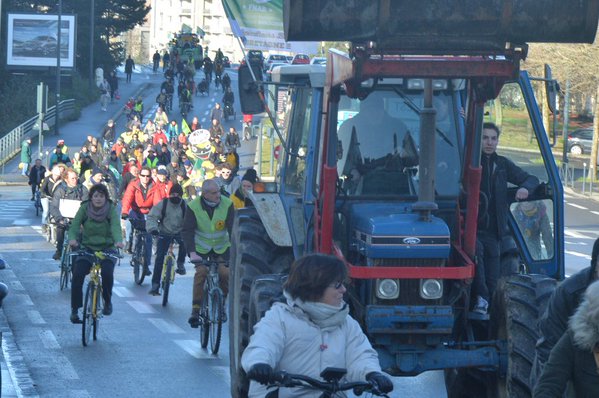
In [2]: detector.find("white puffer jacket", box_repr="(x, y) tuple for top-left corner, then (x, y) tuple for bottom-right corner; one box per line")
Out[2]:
(241, 301), (382, 398)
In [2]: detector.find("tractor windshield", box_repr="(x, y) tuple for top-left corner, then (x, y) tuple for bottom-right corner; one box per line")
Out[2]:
(337, 88), (462, 197)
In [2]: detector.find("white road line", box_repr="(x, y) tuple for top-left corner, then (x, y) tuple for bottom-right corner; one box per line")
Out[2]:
(113, 286), (135, 298)
(564, 230), (594, 239)
(591, 211), (599, 216)
(565, 241), (589, 245)
(27, 310), (46, 325)
(69, 390), (92, 398)
(147, 318), (186, 334)
(565, 250), (592, 260)
(12, 219), (35, 226)
(38, 329), (60, 349)
(9, 281), (24, 291)
(126, 300), (157, 314)
(567, 203), (588, 210)
(173, 339), (219, 359)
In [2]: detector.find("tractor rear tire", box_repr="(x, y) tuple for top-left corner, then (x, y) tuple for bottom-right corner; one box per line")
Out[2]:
(228, 208), (293, 398)
(487, 274), (556, 398)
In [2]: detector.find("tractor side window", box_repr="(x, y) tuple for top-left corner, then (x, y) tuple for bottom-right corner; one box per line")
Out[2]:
(510, 199), (554, 260)
(284, 89), (312, 193)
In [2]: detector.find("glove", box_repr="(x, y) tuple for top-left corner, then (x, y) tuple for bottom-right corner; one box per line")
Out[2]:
(247, 363), (273, 385)
(121, 214), (128, 220)
(366, 372), (393, 394)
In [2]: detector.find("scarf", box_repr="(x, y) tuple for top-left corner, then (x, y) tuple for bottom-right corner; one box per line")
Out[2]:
(284, 291), (349, 332)
(202, 197), (219, 208)
(87, 200), (110, 222)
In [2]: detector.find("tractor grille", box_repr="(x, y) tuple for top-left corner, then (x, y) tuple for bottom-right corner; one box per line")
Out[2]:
(372, 258), (445, 306)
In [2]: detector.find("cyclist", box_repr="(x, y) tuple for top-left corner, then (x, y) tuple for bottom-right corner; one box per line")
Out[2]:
(68, 183), (123, 323)
(181, 179), (234, 328)
(154, 106), (169, 130)
(50, 168), (89, 260)
(203, 56), (213, 83)
(156, 90), (168, 113)
(146, 183), (187, 295)
(179, 86), (192, 115)
(41, 165), (63, 232)
(222, 87), (235, 115)
(28, 159), (46, 201)
(121, 166), (160, 276)
(243, 254), (394, 397)
(222, 72), (231, 91)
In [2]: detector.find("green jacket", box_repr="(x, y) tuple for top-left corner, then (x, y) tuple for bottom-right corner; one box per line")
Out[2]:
(67, 202), (122, 251)
(20, 141), (31, 163)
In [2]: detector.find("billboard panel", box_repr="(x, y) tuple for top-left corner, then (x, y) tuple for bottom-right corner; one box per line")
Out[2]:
(7, 13), (76, 68)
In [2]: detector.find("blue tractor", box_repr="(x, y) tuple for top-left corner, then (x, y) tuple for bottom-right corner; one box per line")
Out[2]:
(228, 1), (599, 397)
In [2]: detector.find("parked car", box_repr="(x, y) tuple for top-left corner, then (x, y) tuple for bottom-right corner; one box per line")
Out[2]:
(291, 54), (310, 65)
(286, 55), (293, 62)
(265, 62), (288, 81)
(264, 54), (289, 72)
(567, 128), (593, 155)
(310, 57), (327, 65)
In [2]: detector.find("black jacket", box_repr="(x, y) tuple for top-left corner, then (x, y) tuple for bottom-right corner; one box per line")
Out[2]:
(533, 330), (599, 398)
(28, 165), (46, 187)
(479, 153), (539, 237)
(536, 268), (594, 364)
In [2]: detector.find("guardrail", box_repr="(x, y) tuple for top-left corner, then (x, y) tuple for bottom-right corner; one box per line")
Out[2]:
(0, 99), (75, 167)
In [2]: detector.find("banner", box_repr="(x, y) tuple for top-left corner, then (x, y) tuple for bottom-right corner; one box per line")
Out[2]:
(221, 0), (317, 54)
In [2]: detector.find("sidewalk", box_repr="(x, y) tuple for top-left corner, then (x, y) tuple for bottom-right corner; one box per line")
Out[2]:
(0, 66), (157, 184)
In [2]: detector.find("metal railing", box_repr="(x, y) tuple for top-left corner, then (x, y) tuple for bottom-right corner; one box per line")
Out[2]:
(0, 99), (75, 167)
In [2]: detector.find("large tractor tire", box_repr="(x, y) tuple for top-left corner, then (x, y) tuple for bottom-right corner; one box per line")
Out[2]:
(229, 208), (293, 398)
(487, 274), (556, 398)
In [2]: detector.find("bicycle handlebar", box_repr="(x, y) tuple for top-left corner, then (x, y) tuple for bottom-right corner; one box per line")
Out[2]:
(259, 371), (390, 397)
(70, 248), (122, 261)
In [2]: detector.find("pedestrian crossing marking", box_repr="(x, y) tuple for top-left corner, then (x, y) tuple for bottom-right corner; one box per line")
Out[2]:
(565, 250), (592, 260)
(126, 300), (157, 314)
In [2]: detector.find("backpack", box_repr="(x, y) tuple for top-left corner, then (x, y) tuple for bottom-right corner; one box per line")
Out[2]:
(160, 198), (186, 224)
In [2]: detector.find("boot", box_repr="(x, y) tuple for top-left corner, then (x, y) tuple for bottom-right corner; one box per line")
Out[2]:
(148, 283), (160, 296)
(188, 309), (201, 328)
(143, 266), (152, 276)
(70, 308), (82, 324)
(176, 263), (186, 275)
(53, 249), (62, 261)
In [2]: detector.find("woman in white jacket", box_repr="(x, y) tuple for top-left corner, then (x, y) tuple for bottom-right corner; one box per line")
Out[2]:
(242, 253), (393, 397)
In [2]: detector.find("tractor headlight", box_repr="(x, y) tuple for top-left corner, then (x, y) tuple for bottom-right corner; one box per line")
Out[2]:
(420, 279), (443, 300)
(376, 279), (399, 300)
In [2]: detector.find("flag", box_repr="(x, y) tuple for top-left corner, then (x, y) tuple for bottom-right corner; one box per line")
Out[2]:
(181, 118), (191, 135)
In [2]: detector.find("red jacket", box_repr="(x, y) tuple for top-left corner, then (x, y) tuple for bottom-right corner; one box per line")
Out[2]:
(153, 180), (173, 204)
(152, 131), (168, 145)
(121, 180), (159, 215)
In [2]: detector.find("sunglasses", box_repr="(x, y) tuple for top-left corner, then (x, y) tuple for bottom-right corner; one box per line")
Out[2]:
(330, 281), (345, 289)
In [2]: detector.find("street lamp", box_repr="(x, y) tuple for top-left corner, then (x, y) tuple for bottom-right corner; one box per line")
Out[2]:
(55, 0), (62, 136)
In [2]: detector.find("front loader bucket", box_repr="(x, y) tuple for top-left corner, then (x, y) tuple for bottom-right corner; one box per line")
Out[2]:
(284, 0), (599, 52)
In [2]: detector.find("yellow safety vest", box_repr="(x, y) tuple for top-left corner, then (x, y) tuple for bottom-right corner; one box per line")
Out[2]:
(188, 196), (232, 254)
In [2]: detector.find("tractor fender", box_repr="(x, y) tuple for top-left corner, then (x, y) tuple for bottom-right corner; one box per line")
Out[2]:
(247, 192), (293, 247)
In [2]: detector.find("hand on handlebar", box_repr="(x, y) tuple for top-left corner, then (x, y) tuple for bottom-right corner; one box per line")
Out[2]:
(115, 242), (124, 249)
(247, 363), (274, 385)
(69, 240), (79, 249)
(366, 372), (394, 394)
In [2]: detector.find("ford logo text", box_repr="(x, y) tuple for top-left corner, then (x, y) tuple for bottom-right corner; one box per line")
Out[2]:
(403, 237), (421, 245)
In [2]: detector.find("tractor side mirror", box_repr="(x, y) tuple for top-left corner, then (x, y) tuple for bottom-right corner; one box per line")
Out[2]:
(544, 64), (558, 115)
(238, 63), (265, 114)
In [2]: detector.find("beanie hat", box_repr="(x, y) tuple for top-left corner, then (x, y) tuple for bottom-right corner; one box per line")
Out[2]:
(242, 168), (258, 184)
(170, 183), (183, 196)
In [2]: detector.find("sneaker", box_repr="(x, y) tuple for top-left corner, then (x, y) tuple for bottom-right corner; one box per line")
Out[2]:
(103, 302), (113, 316)
(52, 250), (62, 260)
(176, 264), (186, 275)
(473, 296), (489, 315)
(143, 267), (152, 276)
(30, 196), (35, 201)
(70, 309), (82, 324)
(188, 311), (201, 328)
(148, 283), (160, 296)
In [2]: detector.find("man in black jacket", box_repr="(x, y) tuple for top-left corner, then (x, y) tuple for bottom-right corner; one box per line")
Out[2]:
(28, 159), (46, 200)
(473, 122), (540, 314)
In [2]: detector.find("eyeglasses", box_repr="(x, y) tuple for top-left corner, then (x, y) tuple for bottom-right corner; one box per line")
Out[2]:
(140, 174), (151, 178)
(329, 281), (345, 290)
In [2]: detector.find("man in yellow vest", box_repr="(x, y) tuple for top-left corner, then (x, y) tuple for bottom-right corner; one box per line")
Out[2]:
(182, 178), (234, 328)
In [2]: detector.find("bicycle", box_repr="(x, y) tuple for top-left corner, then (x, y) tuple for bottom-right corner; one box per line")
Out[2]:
(159, 235), (179, 306)
(34, 188), (42, 217)
(194, 256), (225, 355)
(130, 220), (149, 285)
(59, 221), (72, 290)
(73, 249), (120, 347)
(253, 367), (391, 398)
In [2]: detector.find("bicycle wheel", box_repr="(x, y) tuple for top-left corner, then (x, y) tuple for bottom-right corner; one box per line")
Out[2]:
(133, 234), (146, 285)
(209, 288), (224, 354)
(82, 282), (94, 346)
(59, 248), (70, 291)
(94, 285), (102, 341)
(161, 256), (174, 306)
(200, 286), (210, 349)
